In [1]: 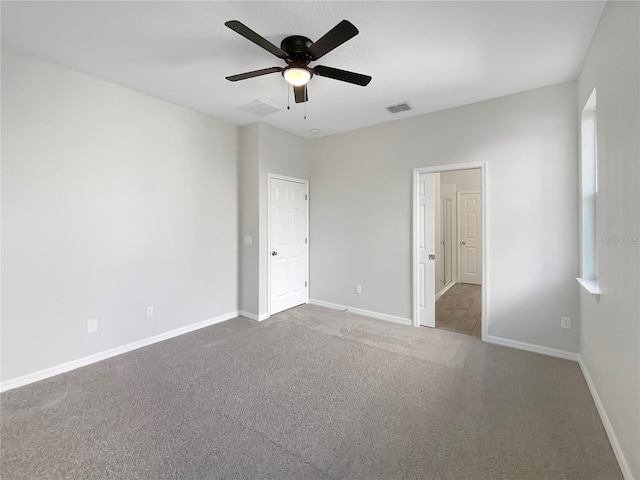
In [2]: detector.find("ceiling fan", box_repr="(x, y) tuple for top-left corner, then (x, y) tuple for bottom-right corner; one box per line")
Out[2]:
(225, 20), (372, 104)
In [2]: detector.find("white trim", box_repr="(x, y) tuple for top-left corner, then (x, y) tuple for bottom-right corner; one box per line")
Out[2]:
(578, 356), (634, 480)
(266, 173), (308, 184)
(439, 183), (458, 285)
(238, 311), (270, 322)
(484, 336), (633, 479)
(486, 335), (579, 362)
(579, 89), (599, 285)
(412, 162), (489, 343)
(309, 299), (412, 326)
(435, 281), (456, 301)
(412, 171), (419, 327)
(576, 277), (601, 296)
(267, 173), (310, 316)
(0, 311), (239, 393)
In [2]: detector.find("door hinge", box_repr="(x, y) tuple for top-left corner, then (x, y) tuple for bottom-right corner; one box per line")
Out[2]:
(305, 281), (307, 287)
(305, 194), (308, 200)
(305, 237), (307, 244)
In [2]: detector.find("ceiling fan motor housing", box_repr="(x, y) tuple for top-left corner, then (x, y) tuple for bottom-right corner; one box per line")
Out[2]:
(281, 35), (314, 64)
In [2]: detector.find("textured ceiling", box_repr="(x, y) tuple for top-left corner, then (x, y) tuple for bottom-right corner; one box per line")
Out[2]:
(2, 1), (605, 138)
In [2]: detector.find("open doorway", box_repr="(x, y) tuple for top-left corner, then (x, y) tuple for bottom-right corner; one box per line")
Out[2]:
(412, 163), (486, 340)
(435, 170), (482, 337)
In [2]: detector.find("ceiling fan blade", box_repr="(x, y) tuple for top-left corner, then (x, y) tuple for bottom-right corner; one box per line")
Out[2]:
(313, 65), (372, 86)
(294, 85), (308, 103)
(225, 20), (288, 59)
(308, 20), (359, 61)
(226, 67), (282, 82)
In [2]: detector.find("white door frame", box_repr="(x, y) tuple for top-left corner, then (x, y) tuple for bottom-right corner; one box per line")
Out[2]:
(267, 173), (310, 316)
(439, 183), (458, 289)
(457, 190), (481, 284)
(412, 162), (488, 341)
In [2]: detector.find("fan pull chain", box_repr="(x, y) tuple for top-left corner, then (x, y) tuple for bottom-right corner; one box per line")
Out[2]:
(287, 85), (290, 110)
(304, 86), (307, 119)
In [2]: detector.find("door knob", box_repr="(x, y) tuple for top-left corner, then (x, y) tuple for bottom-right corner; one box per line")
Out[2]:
(460, 241), (466, 245)
(271, 251), (278, 256)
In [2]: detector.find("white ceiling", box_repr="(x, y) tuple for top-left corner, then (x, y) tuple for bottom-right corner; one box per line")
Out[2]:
(2, 1), (605, 138)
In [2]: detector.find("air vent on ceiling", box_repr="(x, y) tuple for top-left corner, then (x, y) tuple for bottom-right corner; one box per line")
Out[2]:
(385, 102), (412, 114)
(238, 99), (281, 117)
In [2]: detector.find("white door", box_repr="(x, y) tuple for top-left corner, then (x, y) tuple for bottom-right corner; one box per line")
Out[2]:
(270, 177), (308, 315)
(459, 192), (482, 285)
(418, 173), (436, 327)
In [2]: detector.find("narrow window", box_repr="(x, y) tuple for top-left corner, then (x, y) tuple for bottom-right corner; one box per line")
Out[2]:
(580, 89), (598, 285)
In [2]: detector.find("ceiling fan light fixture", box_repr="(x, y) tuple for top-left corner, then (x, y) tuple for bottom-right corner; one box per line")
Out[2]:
(283, 67), (311, 86)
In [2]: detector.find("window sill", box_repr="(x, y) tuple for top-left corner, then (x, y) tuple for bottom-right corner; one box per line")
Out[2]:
(576, 278), (601, 296)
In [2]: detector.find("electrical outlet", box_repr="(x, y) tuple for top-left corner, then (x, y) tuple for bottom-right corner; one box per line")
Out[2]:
(146, 306), (154, 318)
(561, 316), (571, 329)
(355, 285), (362, 294)
(86, 318), (98, 334)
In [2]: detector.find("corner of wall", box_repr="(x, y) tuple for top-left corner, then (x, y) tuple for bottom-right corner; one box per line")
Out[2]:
(575, 2), (640, 478)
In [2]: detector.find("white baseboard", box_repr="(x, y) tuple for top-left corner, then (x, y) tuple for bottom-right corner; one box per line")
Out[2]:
(486, 335), (580, 362)
(238, 311), (269, 322)
(309, 299), (412, 326)
(435, 281), (456, 301)
(578, 356), (634, 480)
(480, 336), (635, 477)
(0, 311), (239, 393)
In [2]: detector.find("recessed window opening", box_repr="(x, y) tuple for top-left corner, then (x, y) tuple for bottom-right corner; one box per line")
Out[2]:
(581, 89), (598, 283)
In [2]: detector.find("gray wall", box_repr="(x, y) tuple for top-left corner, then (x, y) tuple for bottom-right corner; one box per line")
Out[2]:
(310, 82), (580, 352)
(1, 50), (238, 382)
(577, 1), (640, 477)
(237, 123), (310, 318)
(238, 124), (260, 315)
(257, 123), (311, 316)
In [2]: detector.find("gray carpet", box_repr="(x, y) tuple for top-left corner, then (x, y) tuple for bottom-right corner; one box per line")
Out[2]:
(1, 304), (622, 479)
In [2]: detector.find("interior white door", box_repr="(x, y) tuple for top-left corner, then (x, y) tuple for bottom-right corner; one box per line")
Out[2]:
(270, 178), (308, 315)
(418, 173), (436, 327)
(459, 192), (482, 285)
